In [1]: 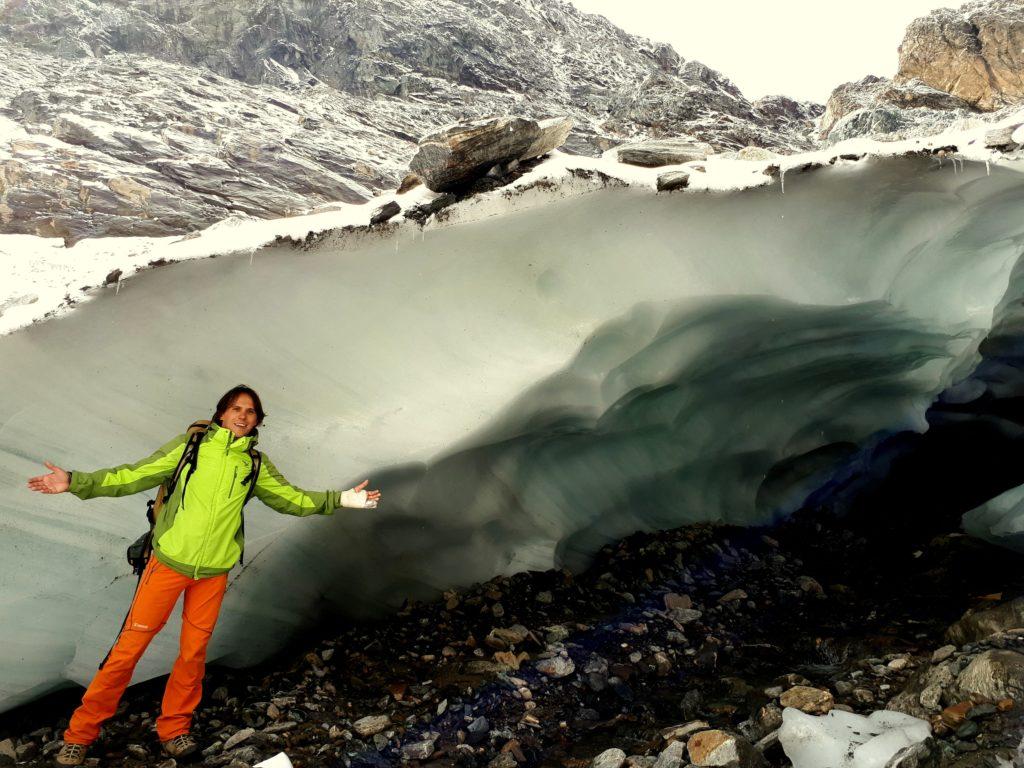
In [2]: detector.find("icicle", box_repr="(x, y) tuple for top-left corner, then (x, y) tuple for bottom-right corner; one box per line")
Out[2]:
(986, 160), (991, 176)
(115, 280), (120, 296)
(249, 249), (255, 266)
(780, 167), (786, 194)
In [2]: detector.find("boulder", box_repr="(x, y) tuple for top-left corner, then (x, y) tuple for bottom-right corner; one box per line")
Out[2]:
(882, 738), (945, 768)
(591, 747), (627, 768)
(954, 649), (1024, 701)
(687, 730), (764, 767)
(616, 138), (713, 167)
(779, 686), (834, 714)
(984, 123), (1023, 150)
(369, 201), (400, 226)
(663, 593), (693, 611)
(656, 171), (690, 192)
(352, 714), (391, 737)
(401, 738), (436, 760)
(718, 589), (748, 604)
(536, 654), (575, 678)
(946, 597), (1024, 645)
(653, 740), (686, 768)
(410, 116), (572, 192)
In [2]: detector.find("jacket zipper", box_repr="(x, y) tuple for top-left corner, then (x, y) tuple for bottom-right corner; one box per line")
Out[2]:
(193, 436), (232, 579)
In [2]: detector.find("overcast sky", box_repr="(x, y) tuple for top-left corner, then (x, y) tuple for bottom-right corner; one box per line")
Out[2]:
(566, 0), (951, 104)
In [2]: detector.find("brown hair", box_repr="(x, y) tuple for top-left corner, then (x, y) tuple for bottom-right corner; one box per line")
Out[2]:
(213, 385), (266, 429)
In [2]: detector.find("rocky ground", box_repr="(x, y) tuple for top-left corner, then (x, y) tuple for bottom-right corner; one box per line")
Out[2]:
(3, 508), (1024, 768)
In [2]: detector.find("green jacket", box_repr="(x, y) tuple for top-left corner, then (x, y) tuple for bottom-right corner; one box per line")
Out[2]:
(69, 423), (341, 578)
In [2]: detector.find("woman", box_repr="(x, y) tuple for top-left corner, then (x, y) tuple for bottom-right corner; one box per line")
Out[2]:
(27, 385), (381, 766)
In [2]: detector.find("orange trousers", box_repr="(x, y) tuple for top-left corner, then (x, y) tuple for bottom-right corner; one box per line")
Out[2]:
(65, 558), (228, 745)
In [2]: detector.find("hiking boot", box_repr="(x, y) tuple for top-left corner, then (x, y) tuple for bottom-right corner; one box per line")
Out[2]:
(162, 733), (199, 758)
(54, 742), (87, 766)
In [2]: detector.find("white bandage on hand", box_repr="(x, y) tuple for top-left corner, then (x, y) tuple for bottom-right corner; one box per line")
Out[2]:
(340, 488), (377, 509)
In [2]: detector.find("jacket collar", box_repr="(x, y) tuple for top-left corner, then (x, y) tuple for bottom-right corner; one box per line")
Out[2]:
(206, 421), (259, 450)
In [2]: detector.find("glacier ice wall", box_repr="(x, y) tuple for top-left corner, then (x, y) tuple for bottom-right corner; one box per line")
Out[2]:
(2, 156), (1024, 711)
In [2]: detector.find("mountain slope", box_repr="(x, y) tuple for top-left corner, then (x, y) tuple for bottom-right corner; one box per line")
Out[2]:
(0, 0), (821, 240)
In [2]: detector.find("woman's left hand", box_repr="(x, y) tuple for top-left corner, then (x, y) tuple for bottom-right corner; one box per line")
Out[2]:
(341, 479), (381, 509)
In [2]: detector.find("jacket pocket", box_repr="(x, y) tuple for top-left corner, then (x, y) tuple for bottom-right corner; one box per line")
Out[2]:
(155, 504), (207, 567)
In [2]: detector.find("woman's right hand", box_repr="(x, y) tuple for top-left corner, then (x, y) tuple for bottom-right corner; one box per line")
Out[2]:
(27, 461), (70, 494)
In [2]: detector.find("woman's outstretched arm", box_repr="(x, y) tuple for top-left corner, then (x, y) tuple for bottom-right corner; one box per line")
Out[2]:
(27, 434), (188, 499)
(253, 454), (380, 517)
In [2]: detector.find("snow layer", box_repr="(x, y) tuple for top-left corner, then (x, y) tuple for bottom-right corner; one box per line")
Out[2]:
(779, 708), (931, 768)
(1, 118), (1024, 713)
(2, 108), (1022, 338)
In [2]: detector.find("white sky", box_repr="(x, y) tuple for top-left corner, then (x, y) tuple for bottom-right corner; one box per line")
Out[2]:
(566, 0), (954, 103)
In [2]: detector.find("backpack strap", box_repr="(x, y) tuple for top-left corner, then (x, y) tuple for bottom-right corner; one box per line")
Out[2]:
(237, 447), (262, 566)
(165, 420), (212, 502)
(241, 447), (261, 502)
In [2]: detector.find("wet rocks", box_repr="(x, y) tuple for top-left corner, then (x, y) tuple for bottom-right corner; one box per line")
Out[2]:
(222, 727), (254, 750)
(400, 736), (437, 760)
(352, 714), (391, 737)
(535, 652), (575, 678)
(616, 138), (713, 167)
(718, 589), (748, 604)
(409, 116), (572, 192)
(484, 624), (532, 650)
(592, 747), (627, 768)
(779, 686), (834, 714)
(653, 740), (686, 768)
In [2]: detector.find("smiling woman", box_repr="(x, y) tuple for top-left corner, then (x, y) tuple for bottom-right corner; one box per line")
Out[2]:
(215, 384), (264, 438)
(26, 385), (381, 766)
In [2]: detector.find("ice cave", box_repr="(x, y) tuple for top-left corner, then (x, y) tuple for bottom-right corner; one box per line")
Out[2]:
(2, 144), (1024, 719)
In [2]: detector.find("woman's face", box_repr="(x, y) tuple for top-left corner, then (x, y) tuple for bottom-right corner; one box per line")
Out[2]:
(219, 393), (258, 438)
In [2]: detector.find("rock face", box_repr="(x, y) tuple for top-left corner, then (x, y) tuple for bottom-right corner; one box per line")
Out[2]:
(0, 0), (822, 240)
(819, 75), (976, 142)
(819, 0), (1024, 144)
(896, 0), (1024, 111)
(602, 62), (822, 153)
(410, 117), (572, 191)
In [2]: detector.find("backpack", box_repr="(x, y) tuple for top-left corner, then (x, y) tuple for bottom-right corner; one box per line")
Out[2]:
(126, 420), (262, 576)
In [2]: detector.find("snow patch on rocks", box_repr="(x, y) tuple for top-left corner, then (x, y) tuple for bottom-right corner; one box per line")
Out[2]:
(2, 107), (1023, 338)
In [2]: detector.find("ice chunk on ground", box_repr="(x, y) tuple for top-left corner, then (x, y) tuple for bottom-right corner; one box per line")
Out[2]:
(255, 753), (294, 768)
(779, 707), (931, 768)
